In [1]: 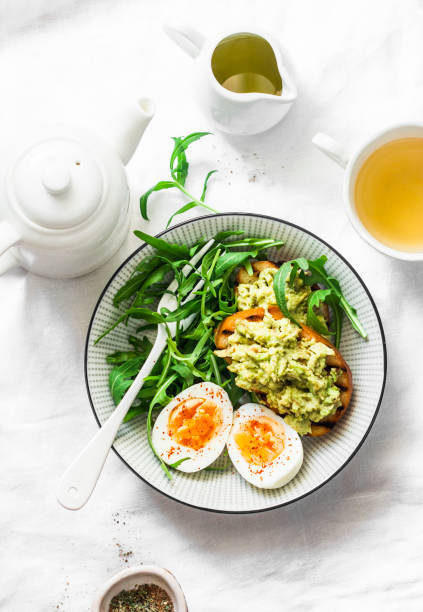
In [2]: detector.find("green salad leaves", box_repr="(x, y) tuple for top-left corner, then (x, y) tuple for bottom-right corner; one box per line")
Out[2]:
(98, 231), (284, 477)
(98, 231), (367, 477)
(139, 132), (218, 226)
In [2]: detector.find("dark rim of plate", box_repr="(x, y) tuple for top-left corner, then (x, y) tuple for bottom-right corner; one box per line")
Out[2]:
(84, 212), (387, 514)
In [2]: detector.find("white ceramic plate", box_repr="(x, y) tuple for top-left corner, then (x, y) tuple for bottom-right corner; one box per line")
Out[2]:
(85, 213), (386, 513)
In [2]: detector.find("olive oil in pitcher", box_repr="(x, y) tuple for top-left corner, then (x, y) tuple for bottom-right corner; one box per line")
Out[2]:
(211, 33), (282, 95)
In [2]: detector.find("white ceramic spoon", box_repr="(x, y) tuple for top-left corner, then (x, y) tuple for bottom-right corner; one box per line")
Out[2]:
(56, 239), (214, 510)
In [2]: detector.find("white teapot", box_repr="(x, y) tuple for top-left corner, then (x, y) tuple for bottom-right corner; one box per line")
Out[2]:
(164, 24), (297, 136)
(0, 97), (154, 278)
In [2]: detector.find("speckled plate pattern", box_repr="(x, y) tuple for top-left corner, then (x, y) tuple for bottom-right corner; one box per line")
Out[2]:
(85, 213), (386, 513)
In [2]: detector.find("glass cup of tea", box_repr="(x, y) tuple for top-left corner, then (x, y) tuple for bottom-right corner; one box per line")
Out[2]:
(313, 125), (423, 261)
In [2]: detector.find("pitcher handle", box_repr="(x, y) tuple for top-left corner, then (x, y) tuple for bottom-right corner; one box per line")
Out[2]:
(163, 22), (205, 58)
(312, 132), (350, 169)
(0, 221), (20, 275)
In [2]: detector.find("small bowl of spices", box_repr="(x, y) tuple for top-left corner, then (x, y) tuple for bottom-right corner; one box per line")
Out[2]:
(91, 566), (188, 612)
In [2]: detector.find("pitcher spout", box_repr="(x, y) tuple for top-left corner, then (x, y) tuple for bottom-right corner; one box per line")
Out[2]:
(107, 97), (155, 166)
(280, 79), (297, 103)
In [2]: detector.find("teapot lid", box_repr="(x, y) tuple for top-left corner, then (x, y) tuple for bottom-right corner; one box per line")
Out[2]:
(9, 136), (104, 230)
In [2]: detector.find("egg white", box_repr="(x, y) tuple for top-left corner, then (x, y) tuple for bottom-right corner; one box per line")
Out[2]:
(227, 403), (303, 489)
(152, 382), (233, 473)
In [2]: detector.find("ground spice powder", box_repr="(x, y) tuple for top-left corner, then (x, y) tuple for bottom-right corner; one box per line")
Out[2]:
(109, 583), (174, 612)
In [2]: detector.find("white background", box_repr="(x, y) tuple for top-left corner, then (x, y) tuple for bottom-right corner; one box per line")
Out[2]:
(1, 0), (423, 610)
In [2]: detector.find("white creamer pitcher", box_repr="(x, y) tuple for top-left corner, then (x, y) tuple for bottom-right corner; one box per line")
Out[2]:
(0, 98), (154, 278)
(164, 24), (297, 136)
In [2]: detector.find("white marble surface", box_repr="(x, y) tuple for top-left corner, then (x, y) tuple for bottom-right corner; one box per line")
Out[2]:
(1, 0), (423, 610)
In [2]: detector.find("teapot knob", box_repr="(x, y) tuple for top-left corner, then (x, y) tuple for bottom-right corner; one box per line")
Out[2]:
(41, 161), (72, 195)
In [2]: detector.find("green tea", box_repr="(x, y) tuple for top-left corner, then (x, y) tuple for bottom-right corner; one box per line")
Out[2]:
(355, 138), (423, 252)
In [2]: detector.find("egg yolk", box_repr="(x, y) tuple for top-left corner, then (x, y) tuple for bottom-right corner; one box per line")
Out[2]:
(168, 397), (222, 451)
(234, 416), (285, 466)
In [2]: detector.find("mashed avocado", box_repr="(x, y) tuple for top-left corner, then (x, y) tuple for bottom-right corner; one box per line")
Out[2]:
(215, 314), (341, 435)
(237, 267), (310, 324)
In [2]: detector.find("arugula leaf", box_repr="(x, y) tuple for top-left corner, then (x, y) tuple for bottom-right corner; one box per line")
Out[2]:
(207, 352), (222, 385)
(168, 457), (191, 468)
(214, 251), (253, 277)
(106, 351), (138, 365)
(140, 181), (176, 220)
(299, 256), (367, 340)
(170, 136), (189, 186)
(128, 334), (152, 353)
(113, 257), (164, 307)
(200, 169), (218, 201)
(149, 373), (178, 409)
(306, 289), (332, 336)
(325, 293), (343, 348)
(94, 307), (163, 344)
(138, 132), (218, 226)
(244, 259), (254, 275)
(214, 230), (245, 242)
(137, 263), (171, 295)
(273, 262), (301, 326)
(273, 256), (367, 346)
(165, 169), (219, 228)
(170, 132), (210, 181)
(123, 403), (149, 422)
(146, 373), (180, 478)
(133, 230), (189, 259)
(135, 323), (158, 334)
(214, 240), (283, 279)
(161, 297), (201, 322)
(178, 270), (201, 298)
(135, 255), (161, 274)
(222, 238), (284, 250)
(171, 362), (194, 387)
(109, 356), (146, 404)
(113, 273), (150, 307)
(201, 246), (219, 278)
(166, 201), (197, 228)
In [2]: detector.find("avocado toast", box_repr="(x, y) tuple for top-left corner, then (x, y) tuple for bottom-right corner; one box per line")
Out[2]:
(214, 261), (353, 436)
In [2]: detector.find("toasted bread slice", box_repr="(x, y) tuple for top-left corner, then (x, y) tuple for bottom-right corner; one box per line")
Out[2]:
(214, 305), (352, 437)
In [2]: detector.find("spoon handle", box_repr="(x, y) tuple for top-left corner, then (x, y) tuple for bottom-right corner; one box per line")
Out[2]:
(56, 328), (166, 510)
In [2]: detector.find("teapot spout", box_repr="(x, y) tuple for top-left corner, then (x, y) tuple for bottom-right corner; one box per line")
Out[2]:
(108, 97), (155, 166)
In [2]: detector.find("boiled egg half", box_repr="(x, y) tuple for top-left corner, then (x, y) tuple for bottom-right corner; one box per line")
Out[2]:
(227, 404), (303, 489)
(152, 382), (233, 473)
